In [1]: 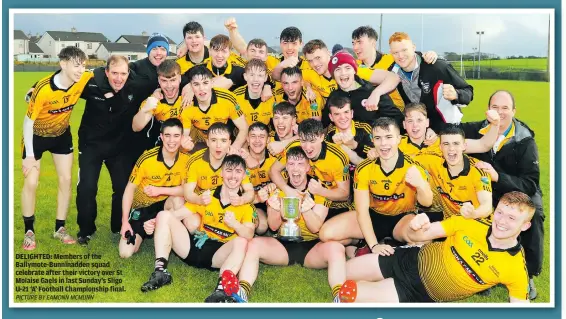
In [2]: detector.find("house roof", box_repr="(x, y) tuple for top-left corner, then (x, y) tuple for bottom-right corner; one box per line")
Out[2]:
(117, 35), (177, 45)
(46, 31), (109, 43)
(14, 30), (28, 40)
(29, 43), (44, 54)
(99, 42), (148, 53)
(29, 35), (41, 43)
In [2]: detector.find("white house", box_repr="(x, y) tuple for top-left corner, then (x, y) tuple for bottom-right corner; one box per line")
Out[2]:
(36, 28), (110, 57)
(14, 30), (29, 55)
(95, 43), (148, 61)
(28, 43), (46, 59)
(116, 32), (177, 56)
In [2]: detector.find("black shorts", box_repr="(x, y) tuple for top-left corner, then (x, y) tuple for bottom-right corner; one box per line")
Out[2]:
(378, 246), (433, 302)
(129, 199), (167, 239)
(255, 202), (267, 214)
(326, 206), (351, 221)
(182, 234), (224, 270)
(22, 127), (73, 160)
(279, 239), (320, 266)
(369, 210), (410, 241)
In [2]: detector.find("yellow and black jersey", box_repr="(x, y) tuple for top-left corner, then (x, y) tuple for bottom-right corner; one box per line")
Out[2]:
(418, 215), (529, 302)
(268, 132), (296, 159)
(398, 135), (441, 157)
(26, 70), (93, 137)
(353, 151), (428, 216)
(180, 88), (243, 143)
(355, 52), (404, 110)
(176, 47), (210, 75)
(140, 95), (183, 122)
(416, 153), (492, 219)
(129, 146), (190, 209)
(233, 85), (275, 125)
(274, 88), (324, 123)
(186, 187), (256, 243)
(205, 59), (247, 91)
(277, 177), (331, 241)
(267, 55), (312, 93)
(279, 140), (350, 209)
(248, 152), (276, 191)
(325, 121), (373, 159)
(185, 148), (252, 194)
(301, 68), (338, 99)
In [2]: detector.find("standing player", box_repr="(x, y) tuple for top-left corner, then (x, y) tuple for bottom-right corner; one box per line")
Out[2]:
(319, 117), (433, 252)
(233, 59), (275, 126)
(180, 66), (248, 150)
(217, 147), (347, 303)
(340, 191), (533, 303)
(205, 35), (247, 92)
(119, 119), (190, 258)
(140, 155), (255, 296)
(21, 46), (92, 250)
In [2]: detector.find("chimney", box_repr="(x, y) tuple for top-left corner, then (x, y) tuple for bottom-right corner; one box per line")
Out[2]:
(142, 31), (148, 36)
(71, 27), (77, 33)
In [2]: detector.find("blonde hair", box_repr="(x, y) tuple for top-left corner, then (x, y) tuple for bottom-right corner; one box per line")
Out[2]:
(499, 191), (536, 221)
(389, 32), (411, 45)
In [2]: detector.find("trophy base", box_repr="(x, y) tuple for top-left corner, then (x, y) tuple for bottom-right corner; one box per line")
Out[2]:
(278, 236), (303, 243)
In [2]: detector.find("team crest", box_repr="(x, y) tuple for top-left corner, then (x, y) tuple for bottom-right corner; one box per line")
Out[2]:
(235, 104), (241, 111)
(480, 176), (489, 185)
(343, 166), (349, 174)
(310, 102), (318, 110)
(128, 94), (133, 102)
(332, 57), (338, 65)
(361, 99), (368, 107)
(421, 81), (431, 94)
(246, 169), (251, 176)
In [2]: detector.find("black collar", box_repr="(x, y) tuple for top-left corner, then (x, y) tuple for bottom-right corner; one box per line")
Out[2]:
(282, 90), (304, 106)
(156, 146), (180, 170)
(370, 51), (384, 67)
(375, 150), (405, 177)
(286, 174), (313, 192)
(202, 148), (224, 171)
(213, 185), (244, 209)
(192, 88), (218, 111)
(185, 46), (209, 64)
(311, 141), (328, 162)
(442, 155), (471, 180)
(486, 226), (522, 256)
(49, 69), (76, 92)
(405, 135), (425, 150)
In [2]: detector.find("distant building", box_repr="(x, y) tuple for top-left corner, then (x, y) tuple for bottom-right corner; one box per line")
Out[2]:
(36, 28), (110, 57)
(116, 32), (177, 55)
(14, 30), (29, 55)
(95, 42), (148, 61)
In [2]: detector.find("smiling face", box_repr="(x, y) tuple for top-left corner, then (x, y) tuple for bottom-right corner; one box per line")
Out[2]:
(247, 128), (269, 155)
(61, 58), (86, 84)
(280, 39), (302, 59)
(299, 134), (324, 160)
(207, 130), (231, 161)
(209, 45), (230, 68)
(352, 34), (376, 61)
(389, 39), (416, 70)
(160, 125), (183, 154)
(158, 73), (181, 100)
(244, 66), (268, 95)
(333, 64), (356, 90)
(286, 155), (310, 188)
(328, 103), (353, 131)
(272, 112), (296, 138)
(491, 202), (532, 240)
(403, 110), (429, 141)
(489, 91), (516, 131)
(247, 44), (268, 61)
(221, 163), (245, 190)
(105, 59), (129, 92)
(148, 46), (167, 67)
(440, 134), (466, 167)
(185, 31), (205, 54)
(372, 125), (402, 160)
(281, 73), (303, 102)
(305, 48), (331, 75)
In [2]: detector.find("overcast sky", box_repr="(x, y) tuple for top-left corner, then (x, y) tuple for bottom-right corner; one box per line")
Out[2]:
(14, 11), (551, 58)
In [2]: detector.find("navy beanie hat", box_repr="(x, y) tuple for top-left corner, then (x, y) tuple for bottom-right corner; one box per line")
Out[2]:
(147, 33), (170, 55)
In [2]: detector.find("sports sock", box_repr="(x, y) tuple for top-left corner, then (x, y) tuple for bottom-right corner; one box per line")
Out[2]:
(239, 280), (251, 302)
(55, 219), (65, 232)
(154, 257), (168, 271)
(215, 277), (223, 292)
(332, 284), (342, 303)
(24, 215), (35, 234)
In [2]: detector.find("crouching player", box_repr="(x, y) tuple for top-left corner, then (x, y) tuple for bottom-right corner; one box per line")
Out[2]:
(140, 154), (256, 300)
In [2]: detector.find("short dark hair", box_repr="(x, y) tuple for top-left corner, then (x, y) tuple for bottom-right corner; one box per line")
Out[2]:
(303, 39), (327, 55)
(488, 90), (516, 110)
(58, 46), (87, 63)
(280, 27), (302, 43)
(157, 59), (181, 78)
(248, 122), (269, 134)
(161, 118), (183, 133)
(208, 122), (232, 138)
(286, 146), (308, 162)
(210, 34), (231, 51)
(281, 66), (302, 80)
(352, 26), (378, 41)
(273, 102), (297, 117)
(222, 154), (246, 171)
(439, 124), (465, 139)
(298, 119), (324, 140)
(245, 59), (267, 74)
(327, 95), (351, 111)
(186, 65), (213, 82)
(247, 38), (268, 50)
(183, 21), (204, 37)
(372, 117), (400, 133)
(404, 102), (428, 117)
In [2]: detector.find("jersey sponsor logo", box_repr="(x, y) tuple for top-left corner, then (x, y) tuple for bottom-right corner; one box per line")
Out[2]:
(370, 192), (406, 201)
(450, 246), (486, 285)
(200, 176), (207, 180)
(48, 105), (74, 114)
(437, 187), (470, 206)
(205, 210), (214, 217)
(203, 224), (233, 239)
(489, 265), (500, 277)
(151, 175), (162, 180)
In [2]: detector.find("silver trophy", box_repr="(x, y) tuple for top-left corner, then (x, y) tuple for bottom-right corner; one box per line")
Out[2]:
(278, 197), (302, 242)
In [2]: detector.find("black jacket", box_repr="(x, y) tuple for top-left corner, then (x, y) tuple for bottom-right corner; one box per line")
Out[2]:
(393, 54), (473, 132)
(461, 118), (541, 203)
(78, 67), (147, 155)
(323, 76), (403, 128)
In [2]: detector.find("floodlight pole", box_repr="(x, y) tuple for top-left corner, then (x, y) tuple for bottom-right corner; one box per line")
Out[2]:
(476, 31), (484, 79)
(378, 14), (383, 52)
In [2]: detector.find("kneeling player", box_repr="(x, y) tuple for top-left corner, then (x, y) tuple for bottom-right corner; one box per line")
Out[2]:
(339, 191), (533, 303)
(119, 119), (189, 258)
(218, 146), (348, 303)
(140, 155), (256, 296)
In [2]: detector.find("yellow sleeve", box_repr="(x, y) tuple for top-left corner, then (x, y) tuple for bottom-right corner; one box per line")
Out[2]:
(230, 100), (244, 120)
(414, 161), (429, 182)
(505, 260), (530, 301)
(239, 204), (255, 225)
(26, 88), (45, 121)
(356, 67), (373, 81)
(474, 168), (493, 193)
(180, 108), (192, 131)
(439, 215), (466, 237)
(313, 194), (331, 207)
(185, 157), (199, 184)
(129, 160), (146, 186)
(309, 93), (323, 118)
(353, 162), (370, 190)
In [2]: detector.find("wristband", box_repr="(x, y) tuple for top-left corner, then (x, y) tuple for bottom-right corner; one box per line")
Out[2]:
(370, 244), (379, 251)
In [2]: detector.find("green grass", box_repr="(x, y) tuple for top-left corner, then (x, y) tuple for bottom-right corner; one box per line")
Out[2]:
(450, 58), (548, 71)
(13, 73), (551, 303)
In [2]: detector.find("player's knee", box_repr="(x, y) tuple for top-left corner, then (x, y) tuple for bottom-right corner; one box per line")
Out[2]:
(24, 176), (39, 191)
(323, 241), (345, 261)
(232, 236), (248, 251)
(255, 219), (268, 235)
(118, 244), (135, 259)
(185, 214), (201, 233)
(156, 210), (173, 225)
(247, 237), (264, 254)
(319, 223), (338, 242)
(58, 174), (72, 188)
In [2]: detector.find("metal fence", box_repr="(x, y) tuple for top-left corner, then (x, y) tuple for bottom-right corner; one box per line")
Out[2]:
(14, 65), (61, 72)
